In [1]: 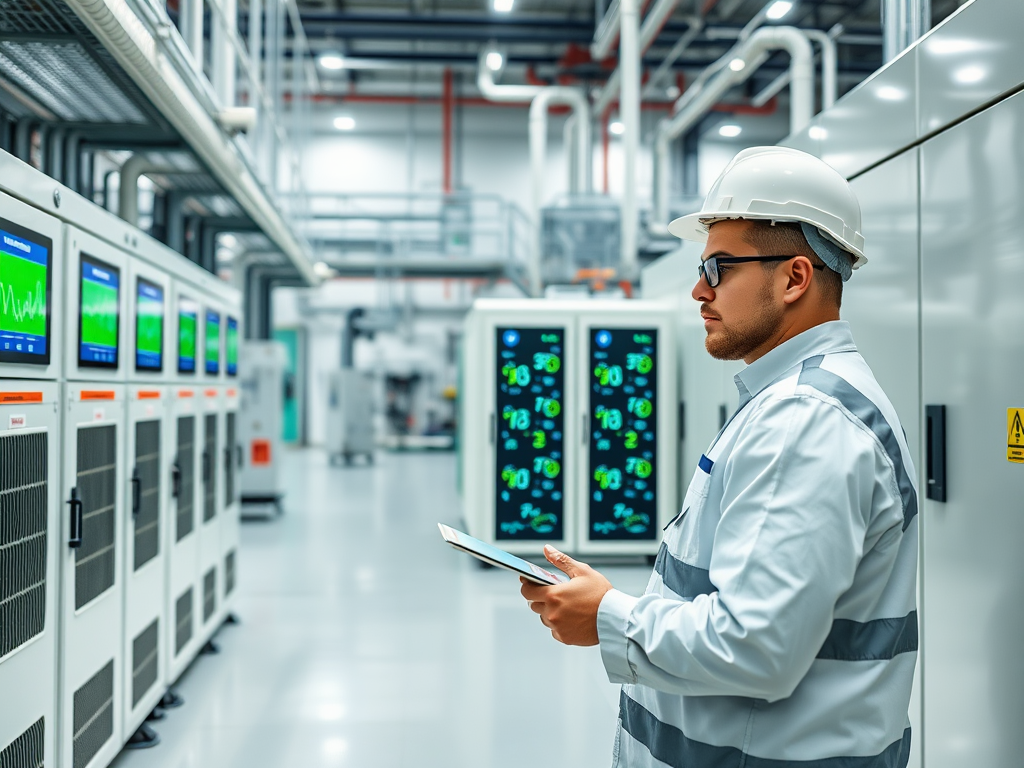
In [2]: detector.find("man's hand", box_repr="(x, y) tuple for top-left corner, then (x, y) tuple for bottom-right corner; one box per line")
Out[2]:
(520, 545), (614, 646)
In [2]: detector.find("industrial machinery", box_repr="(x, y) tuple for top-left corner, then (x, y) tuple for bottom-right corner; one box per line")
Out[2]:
(541, 196), (621, 285)
(461, 299), (677, 558)
(221, 381), (241, 618)
(326, 368), (375, 465)
(198, 382), (224, 645)
(239, 340), (287, 514)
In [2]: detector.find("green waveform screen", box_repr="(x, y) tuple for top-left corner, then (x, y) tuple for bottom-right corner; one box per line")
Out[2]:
(179, 300), (197, 373)
(226, 317), (238, 376)
(136, 278), (163, 370)
(0, 249), (47, 338)
(79, 255), (120, 367)
(205, 310), (220, 374)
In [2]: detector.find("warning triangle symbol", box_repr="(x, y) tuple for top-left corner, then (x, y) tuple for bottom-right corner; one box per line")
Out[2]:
(1010, 411), (1024, 447)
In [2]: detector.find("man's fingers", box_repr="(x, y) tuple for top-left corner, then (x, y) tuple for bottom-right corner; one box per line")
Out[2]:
(543, 544), (587, 578)
(528, 600), (544, 615)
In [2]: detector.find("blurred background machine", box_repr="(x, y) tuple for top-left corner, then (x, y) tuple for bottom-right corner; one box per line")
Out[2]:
(238, 341), (286, 516)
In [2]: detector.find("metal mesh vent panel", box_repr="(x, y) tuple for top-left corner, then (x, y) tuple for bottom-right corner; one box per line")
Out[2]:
(0, 431), (47, 659)
(0, 42), (147, 123)
(72, 660), (113, 768)
(0, 716), (43, 768)
(131, 619), (159, 708)
(224, 413), (236, 506)
(175, 588), (192, 656)
(75, 425), (116, 610)
(203, 415), (217, 523)
(176, 417), (194, 542)
(133, 420), (161, 571)
(203, 567), (216, 623)
(225, 550), (236, 597)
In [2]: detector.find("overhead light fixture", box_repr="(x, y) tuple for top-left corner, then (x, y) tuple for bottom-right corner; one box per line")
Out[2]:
(318, 53), (345, 70)
(953, 65), (985, 84)
(808, 126), (828, 140)
(609, 120), (625, 135)
(485, 51), (504, 71)
(765, 1), (793, 20)
(333, 116), (356, 131)
(666, 84), (681, 100)
(718, 124), (742, 138)
(729, 58), (746, 72)
(493, 0), (514, 11)
(219, 233), (238, 249)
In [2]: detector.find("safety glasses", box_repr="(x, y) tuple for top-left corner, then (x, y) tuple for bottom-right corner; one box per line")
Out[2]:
(698, 255), (822, 288)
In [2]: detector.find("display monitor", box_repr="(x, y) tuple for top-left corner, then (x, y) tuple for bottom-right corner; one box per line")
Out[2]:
(78, 253), (120, 368)
(494, 327), (565, 541)
(226, 316), (238, 377)
(135, 277), (164, 371)
(0, 217), (52, 365)
(178, 296), (198, 374)
(204, 310), (221, 375)
(587, 328), (658, 541)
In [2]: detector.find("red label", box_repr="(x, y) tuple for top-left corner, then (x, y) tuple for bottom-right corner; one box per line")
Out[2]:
(81, 390), (115, 401)
(251, 439), (272, 466)
(204, 389), (218, 397)
(0, 392), (43, 403)
(178, 389), (194, 398)
(137, 391), (161, 400)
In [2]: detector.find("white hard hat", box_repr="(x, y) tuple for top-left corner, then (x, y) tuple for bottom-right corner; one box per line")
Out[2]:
(668, 146), (867, 269)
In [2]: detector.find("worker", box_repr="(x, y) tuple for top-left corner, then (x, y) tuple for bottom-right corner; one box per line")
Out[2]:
(521, 146), (919, 767)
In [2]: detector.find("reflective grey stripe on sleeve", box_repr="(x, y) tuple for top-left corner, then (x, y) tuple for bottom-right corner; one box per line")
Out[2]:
(817, 611), (919, 661)
(653, 544), (716, 600)
(799, 356), (919, 530)
(619, 690), (912, 768)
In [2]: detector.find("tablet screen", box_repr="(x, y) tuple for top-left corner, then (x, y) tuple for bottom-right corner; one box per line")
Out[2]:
(438, 524), (568, 585)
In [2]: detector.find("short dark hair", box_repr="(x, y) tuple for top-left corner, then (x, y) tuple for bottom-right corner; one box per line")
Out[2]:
(740, 221), (847, 309)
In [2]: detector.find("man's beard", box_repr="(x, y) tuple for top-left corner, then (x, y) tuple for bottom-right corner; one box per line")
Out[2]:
(704, 280), (783, 361)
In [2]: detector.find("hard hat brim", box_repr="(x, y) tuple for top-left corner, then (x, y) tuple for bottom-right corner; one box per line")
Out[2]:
(667, 212), (712, 242)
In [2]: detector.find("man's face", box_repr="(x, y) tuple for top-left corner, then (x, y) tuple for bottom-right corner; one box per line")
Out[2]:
(690, 219), (785, 362)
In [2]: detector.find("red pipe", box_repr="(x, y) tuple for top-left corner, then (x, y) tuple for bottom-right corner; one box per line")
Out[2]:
(442, 68), (453, 195)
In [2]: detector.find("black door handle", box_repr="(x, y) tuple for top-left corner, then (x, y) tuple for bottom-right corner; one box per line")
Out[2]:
(68, 486), (83, 548)
(223, 446), (232, 472)
(172, 462), (182, 498)
(678, 402), (686, 442)
(926, 404), (947, 502)
(236, 445), (243, 468)
(202, 451), (211, 483)
(131, 469), (141, 517)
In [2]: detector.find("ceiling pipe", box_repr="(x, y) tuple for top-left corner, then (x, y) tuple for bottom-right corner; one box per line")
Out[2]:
(752, 26), (840, 110)
(619, 0), (641, 283)
(119, 157), (179, 227)
(528, 87), (591, 296)
(592, 0), (623, 60)
(650, 26), (814, 235)
(642, 15), (705, 98)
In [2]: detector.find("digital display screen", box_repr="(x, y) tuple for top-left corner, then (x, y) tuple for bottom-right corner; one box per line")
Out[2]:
(178, 296), (198, 374)
(0, 219), (51, 365)
(135, 277), (164, 371)
(494, 327), (565, 541)
(226, 316), (238, 376)
(205, 310), (220, 375)
(78, 253), (120, 368)
(588, 328), (658, 540)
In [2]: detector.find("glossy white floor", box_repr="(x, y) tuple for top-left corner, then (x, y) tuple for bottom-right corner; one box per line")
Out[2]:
(111, 448), (651, 768)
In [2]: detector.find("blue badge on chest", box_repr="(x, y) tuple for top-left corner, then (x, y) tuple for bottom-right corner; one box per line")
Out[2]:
(698, 454), (714, 474)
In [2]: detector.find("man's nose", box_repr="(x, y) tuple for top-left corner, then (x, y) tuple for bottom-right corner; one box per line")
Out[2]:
(692, 275), (714, 303)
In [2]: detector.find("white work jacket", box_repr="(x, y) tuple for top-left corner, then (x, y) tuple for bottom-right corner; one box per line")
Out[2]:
(597, 321), (918, 767)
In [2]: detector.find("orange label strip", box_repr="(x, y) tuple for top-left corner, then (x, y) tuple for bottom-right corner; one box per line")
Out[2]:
(204, 389), (219, 397)
(137, 391), (161, 400)
(0, 392), (43, 404)
(178, 389), (194, 398)
(81, 390), (115, 401)
(227, 389), (237, 397)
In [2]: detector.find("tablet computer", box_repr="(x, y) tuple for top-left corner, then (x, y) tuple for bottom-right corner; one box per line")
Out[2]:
(438, 523), (570, 586)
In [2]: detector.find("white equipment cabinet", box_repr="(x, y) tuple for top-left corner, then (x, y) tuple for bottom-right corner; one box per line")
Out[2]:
(574, 306), (677, 556)
(197, 385), (224, 643)
(326, 368), (376, 465)
(220, 385), (241, 617)
(0, 383), (60, 766)
(122, 386), (169, 744)
(462, 300), (579, 556)
(59, 383), (126, 768)
(164, 386), (201, 683)
(239, 341), (286, 509)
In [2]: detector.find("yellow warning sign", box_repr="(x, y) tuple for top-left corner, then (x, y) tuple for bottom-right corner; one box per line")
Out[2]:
(1009, 408), (1024, 464)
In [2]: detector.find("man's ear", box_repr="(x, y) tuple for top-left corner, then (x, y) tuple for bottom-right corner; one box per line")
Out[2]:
(781, 255), (815, 305)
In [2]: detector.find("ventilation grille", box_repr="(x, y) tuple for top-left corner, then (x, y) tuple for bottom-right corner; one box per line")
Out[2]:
(224, 412), (236, 507)
(203, 567), (216, 623)
(75, 425), (116, 610)
(176, 416), (194, 542)
(0, 431), (47, 660)
(132, 619), (159, 708)
(0, 716), (43, 768)
(225, 549), (236, 597)
(174, 588), (192, 656)
(72, 660), (113, 768)
(203, 414), (217, 523)
(133, 420), (161, 571)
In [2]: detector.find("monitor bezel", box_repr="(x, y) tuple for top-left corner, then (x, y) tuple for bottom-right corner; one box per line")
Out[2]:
(134, 275), (165, 373)
(0, 215), (53, 366)
(77, 251), (121, 370)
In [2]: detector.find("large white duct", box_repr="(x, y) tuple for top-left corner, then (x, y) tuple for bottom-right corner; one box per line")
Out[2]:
(752, 27), (839, 111)
(118, 157), (178, 226)
(64, 0), (320, 284)
(618, 0), (641, 283)
(651, 26), (815, 235)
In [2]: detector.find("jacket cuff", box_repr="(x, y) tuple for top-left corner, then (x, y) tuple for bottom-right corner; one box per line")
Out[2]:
(598, 589), (639, 684)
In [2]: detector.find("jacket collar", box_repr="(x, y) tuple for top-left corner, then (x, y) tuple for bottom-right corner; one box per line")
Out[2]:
(734, 320), (857, 405)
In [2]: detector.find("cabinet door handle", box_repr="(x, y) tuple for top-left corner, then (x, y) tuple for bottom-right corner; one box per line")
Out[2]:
(68, 486), (83, 548)
(202, 451), (211, 483)
(926, 404), (947, 503)
(172, 462), (182, 499)
(131, 469), (141, 517)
